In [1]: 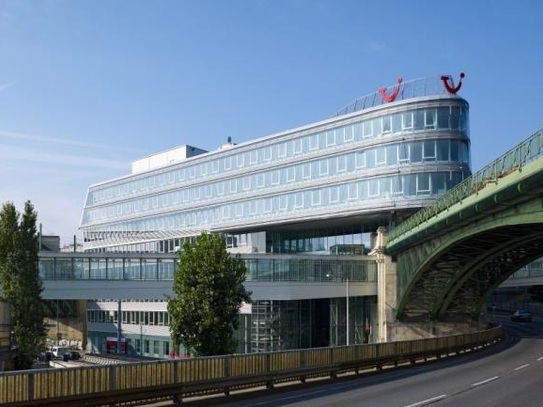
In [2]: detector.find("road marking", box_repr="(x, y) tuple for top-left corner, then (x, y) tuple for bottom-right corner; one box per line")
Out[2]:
(404, 395), (447, 407)
(537, 356), (543, 361)
(515, 363), (529, 371)
(471, 376), (499, 387)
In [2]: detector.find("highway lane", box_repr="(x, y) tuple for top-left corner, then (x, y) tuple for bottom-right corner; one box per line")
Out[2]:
(184, 314), (543, 407)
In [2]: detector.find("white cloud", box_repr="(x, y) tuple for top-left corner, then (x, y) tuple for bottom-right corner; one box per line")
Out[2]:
(0, 129), (142, 153)
(0, 144), (128, 170)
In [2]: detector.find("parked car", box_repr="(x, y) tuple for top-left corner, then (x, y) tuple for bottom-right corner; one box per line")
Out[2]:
(68, 350), (81, 360)
(511, 309), (533, 322)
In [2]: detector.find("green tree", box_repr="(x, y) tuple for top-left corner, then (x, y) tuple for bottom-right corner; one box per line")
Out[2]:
(0, 201), (46, 369)
(167, 233), (251, 356)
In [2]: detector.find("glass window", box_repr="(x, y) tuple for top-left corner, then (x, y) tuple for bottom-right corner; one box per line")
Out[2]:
(309, 134), (319, 150)
(402, 112), (413, 130)
(344, 125), (354, 141)
(224, 157), (231, 170)
(392, 114), (402, 133)
(302, 163), (311, 179)
(411, 142), (422, 162)
(330, 187), (340, 203)
(450, 106), (460, 129)
(255, 173), (264, 188)
(348, 183), (358, 200)
(335, 127), (344, 144)
(243, 176), (251, 190)
(373, 117), (382, 136)
(375, 148), (386, 166)
(387, 145), (397, 165)
(399, 143), (409, 162)
(414, 110), (424, 130)
(368, 179), (379, 197)
(271, 170), (280, 185)
(380, 178), (391, 197)
(423, 141), (436, 160)
(405, 175), (416, 196)
(144, 340), (150, 353)
(425, 109), (436, 128)
(355, 151), (366, 168)
(236, 154), (244, 168)
(431, 173), (447, 194)
(451, 141), (460, 161)
(352, 123), (363, 141)
(437, 107), (449, 129)
(287, 166), (295, 182)
(263, 146), (272, 161)
(363, 121), (372, 138)
(312, 190), (321, 206)
(230, 179), (237, 193)
(295, 192), (304, 208)
(417, 174), (430, 194)
(319, 160), (329, 176)
(392, 176), (403, 195)
(436, 140), (449, 161)
(326, 130), (336, 146)
(293, 139), (303, 154)
(337, 155), (346, 173)
(249, 149), (257, 164)
(278, 143), (287, 158)
(382, 116), (391, 133)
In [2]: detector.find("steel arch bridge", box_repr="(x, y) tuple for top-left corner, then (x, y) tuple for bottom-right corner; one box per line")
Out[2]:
(387, 128), (543, 321)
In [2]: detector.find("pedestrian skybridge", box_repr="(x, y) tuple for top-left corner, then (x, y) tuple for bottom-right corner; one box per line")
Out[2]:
(387, 127), (543, 321)
(37, 252), (378, 301)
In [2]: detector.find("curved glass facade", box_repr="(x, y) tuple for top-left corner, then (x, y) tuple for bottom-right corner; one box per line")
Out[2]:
(78, 76), (473, 352)
(81, 93), (470, 251)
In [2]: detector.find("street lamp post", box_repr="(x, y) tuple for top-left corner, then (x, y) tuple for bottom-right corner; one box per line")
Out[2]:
(346, 278), (350, 346)
(139, 323), (143, 356)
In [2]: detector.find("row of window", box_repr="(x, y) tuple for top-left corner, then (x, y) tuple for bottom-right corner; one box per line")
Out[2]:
(86, 103), (469, 206)
(82, 139), (469, 225)
(39, 257), (176, 280)
(88, 310), (170, 326)
(84, 171), (467, 235)
(40, 257), (377, 282)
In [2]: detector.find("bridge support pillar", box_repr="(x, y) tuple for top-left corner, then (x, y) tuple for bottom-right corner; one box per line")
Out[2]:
(370, 227), (397, 343)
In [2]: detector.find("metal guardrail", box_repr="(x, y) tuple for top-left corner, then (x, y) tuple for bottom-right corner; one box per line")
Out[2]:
(388, 127), (543, 244)
(0, 326), (502, 406)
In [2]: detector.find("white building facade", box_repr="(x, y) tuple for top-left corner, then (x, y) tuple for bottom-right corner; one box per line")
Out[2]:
(80, 76), (471, 356)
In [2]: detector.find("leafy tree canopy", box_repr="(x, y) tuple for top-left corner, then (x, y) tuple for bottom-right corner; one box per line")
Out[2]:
(0, 201), (46, 369)
(167, 232), (251, 356)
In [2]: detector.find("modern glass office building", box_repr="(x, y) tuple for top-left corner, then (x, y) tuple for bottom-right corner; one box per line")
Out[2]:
(80, 75), (471, 355)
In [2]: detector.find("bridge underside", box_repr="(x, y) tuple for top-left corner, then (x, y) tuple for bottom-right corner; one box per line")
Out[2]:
(395, 197), (543, 322)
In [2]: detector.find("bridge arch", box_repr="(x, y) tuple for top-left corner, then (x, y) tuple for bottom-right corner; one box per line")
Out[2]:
(395, 195), (543, 321)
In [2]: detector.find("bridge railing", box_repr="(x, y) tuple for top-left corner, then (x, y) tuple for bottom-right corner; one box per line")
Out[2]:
(388, 127), (543, 243)
(0, 326), (502, 406)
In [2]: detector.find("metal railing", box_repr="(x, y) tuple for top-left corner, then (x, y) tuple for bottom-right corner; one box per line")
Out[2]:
(388, 127), (543, 244)
(334, 76), (459, 117)
(0, 326), (502, 406)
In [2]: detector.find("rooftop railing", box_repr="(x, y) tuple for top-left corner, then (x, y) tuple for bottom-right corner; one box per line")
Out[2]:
(334, 75), (462, 117)
(388, 127), (543, 244)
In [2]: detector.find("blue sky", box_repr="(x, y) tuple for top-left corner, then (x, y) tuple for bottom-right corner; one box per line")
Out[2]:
(0, 0), (542, 245)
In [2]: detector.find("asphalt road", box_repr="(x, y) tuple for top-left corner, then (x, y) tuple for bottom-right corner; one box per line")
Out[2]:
(184, 313), (543, 407)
